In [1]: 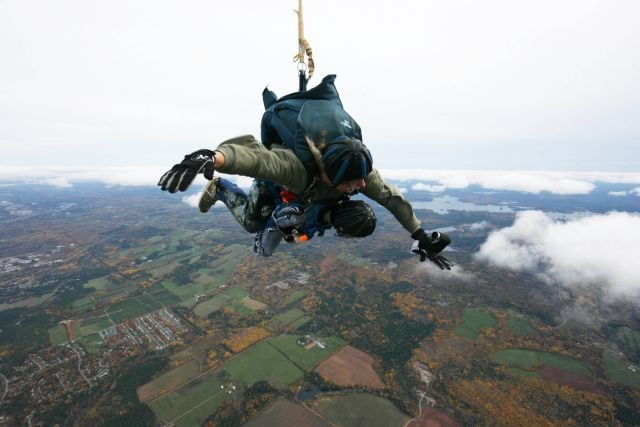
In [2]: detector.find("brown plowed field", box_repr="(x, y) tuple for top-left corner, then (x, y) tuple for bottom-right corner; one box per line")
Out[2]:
(243, 398), (331, 427)
(407, 408), (462, 427)
(539, 367), (605, 395)
(315, 345), (385, 389)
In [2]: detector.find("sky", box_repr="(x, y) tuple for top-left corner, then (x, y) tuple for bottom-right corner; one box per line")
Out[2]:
(1, 0), (639, 172)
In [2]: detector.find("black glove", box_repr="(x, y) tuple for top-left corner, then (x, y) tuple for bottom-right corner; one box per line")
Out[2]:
(158, 149), (216, 193)
(411, 228), (454, 270)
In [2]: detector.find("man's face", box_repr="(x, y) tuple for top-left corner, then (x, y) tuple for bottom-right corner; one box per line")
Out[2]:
(335, 178), (366, 193)
(320, 172), (366, 193)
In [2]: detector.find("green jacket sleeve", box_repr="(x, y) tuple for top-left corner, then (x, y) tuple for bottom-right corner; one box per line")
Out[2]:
(362, 169), (422, 234)
(214, 135), (310, 195)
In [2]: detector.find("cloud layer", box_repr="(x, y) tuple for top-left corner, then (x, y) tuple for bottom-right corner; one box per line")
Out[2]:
(384, 169), (640, 195)
(2, 167), (640, 196)
(475, 210), (640, 297)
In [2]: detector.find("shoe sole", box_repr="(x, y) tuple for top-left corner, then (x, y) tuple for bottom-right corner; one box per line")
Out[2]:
(198, 178), (218, 213)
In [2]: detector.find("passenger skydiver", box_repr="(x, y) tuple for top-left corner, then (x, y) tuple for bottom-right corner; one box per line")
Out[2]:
(157, 76), (453, 269)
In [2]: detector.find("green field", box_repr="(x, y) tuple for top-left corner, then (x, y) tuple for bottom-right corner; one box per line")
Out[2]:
(454, 308), (498, 340)
(138, 360), (201, 402)
(505, 367), (542, 378)
(507, 313), (535, 336)
(79, 315), (114, 336)
(226, 286), (249, 301)
(285, 290), (307, 305)
(171, 335), (223, 363)
(83, 276), (112, 291)
(71, 297), (95, 314)
(492, 349), (592, 377)
(272, 308), (306, 328)
(48, 325), (69, 346)
(311, 393), (409, 427)
(76, 334), (104, 354)
(106, 298), (160, 323)
(267, 335), (346, 370)
(230, 302), (254, 316)
(337, 252), (373, 267)
(224, 340), (304, 388)
(147, 287), (181, 306)
(148, 370), (234, 427)
(193, 295), (231, 318)
(289, 316), (312, 330)
(617, 327), (640, 353)
(602, 353), (640, 388)
(159, 246), (246, 303)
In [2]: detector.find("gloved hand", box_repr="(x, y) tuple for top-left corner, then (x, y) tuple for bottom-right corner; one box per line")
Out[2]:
(158, 149), (216, 193)
(411, 228), (454, 270)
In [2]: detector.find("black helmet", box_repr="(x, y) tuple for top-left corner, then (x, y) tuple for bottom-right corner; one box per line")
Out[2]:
(321, 137), (373, 185)
(330, 200), (377, 237)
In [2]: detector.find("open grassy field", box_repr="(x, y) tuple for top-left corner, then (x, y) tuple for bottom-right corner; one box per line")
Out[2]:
(48, 324), (69, 346)
(226, 286), (249, 301)
(147, 370), (234, 427)
(507, 313), (535, 336)
(505, 367), (542, 378)
(267, 335), (346, 370)
(106, 298), (159, 323)
(243, 398), (331, 427)
(454, 308), (498, 340)
(224, 340), (304, 388)
(315, 346), (386, 389)
(602, 353), (640, 388)
(193, 294), (231, 318)
(492, 349), (592, 377)
(76, 334), (104, 354)
(241, 296), (267, 311)
(285, 290), (307, 305)
(71, 297), (95, 314)
(310, 393), (409, 427)
(617, 326), (640, 353)
(272, 308), (306, 328)
(160, 247), (246, 303)
(83, 276), (112, 291)
(79, 315), (114, 336)
(230, 302), (254, 316)
(147, 287), (181, 306)
(289, 316), (312, 330)
(138, 360), (201, 402)
(337, 252), (373, 267)
(170, 334), (224, 363)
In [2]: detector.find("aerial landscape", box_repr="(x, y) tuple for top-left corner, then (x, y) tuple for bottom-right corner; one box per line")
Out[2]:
(2, 0), (639, 425)
(1, 178), (639, 426)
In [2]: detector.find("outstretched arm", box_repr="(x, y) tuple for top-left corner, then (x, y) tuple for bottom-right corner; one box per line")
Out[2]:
(158, 135), (309, 195)
(361, 169), (453, 269)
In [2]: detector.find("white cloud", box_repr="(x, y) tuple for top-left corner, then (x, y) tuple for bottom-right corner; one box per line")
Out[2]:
(412, 183), (446, 192)
(181, 193), (200, 208)
(2, 167), (640, 198)
(415, 255), (473, 281)
(607, 187), (640, 197)
(36, 177), (72, 188)
(469, 221), (490, 231)
(475, 211), (640, 297)
(381, 169), (640, 195)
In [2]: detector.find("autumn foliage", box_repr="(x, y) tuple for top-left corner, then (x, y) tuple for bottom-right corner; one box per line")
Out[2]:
(223, 327), (270, 353)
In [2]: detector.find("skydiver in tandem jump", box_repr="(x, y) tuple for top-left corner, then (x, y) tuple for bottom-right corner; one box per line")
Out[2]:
(157, 74), (453, 269)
